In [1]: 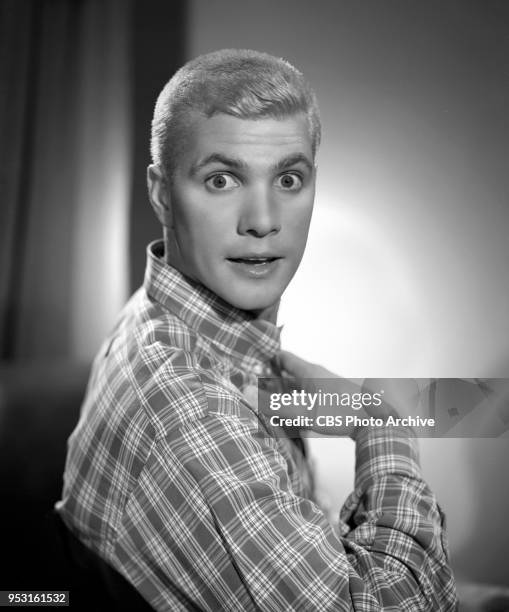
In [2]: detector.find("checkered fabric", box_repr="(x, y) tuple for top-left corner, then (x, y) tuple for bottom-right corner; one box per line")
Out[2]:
(56, 241), (458, 611)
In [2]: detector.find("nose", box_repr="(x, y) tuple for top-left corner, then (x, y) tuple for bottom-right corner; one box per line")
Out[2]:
(237, 185), (281, 238)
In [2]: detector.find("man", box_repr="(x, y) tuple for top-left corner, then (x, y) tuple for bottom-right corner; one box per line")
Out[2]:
(57, 49), (458, 610)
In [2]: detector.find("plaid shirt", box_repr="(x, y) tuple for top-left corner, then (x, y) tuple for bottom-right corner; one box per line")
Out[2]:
(57, 241), (458, 611)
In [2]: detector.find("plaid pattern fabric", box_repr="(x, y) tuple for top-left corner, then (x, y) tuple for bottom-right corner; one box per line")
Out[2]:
(56, 241), (458, 611)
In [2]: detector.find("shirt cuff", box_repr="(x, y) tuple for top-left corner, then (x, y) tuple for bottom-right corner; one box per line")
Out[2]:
(353, 425), (422, 492)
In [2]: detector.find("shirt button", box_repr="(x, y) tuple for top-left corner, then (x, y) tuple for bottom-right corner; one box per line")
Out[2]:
(252, 363), (263, 376)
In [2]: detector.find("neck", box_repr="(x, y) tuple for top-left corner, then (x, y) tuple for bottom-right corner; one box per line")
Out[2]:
(252, 301), (279, 324)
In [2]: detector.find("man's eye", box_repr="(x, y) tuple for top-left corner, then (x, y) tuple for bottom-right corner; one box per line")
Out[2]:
(206, 174), (239, 190)
(276, 173), (302, 190)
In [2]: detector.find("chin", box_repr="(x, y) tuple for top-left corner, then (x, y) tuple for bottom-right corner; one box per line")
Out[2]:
(220, 286), (283, 314)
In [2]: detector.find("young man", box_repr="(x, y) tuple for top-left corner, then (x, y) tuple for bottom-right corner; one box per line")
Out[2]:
(57, 49), (458, 610)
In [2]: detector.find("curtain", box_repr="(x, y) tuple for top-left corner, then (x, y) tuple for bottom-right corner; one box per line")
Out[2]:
(0, 0), (187, 362)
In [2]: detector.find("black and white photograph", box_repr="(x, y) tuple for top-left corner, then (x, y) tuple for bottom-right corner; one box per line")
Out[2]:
(1, 1), (509, 610)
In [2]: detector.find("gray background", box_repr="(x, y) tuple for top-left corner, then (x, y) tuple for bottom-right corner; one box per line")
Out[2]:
(187, 0), (509, 586)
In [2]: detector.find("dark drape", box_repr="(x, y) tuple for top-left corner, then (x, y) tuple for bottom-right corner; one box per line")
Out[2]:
(129, 0), (188, 292)
(0, 0), (187, 362)
(0, 0), (82, 360)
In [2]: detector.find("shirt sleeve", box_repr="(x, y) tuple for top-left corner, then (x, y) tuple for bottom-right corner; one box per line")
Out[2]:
(111, 377), (458, 611)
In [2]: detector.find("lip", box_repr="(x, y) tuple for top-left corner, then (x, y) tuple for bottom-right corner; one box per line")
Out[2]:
(227, 253), (282, 261)
(226, 255), (282, 278)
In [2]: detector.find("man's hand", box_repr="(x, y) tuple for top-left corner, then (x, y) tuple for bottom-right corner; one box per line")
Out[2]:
(277, 350), (359, 437)
(277, 350), (338, 380)
(276, 351), (424, 438)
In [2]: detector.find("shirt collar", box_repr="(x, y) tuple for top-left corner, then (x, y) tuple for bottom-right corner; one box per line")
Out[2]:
(143, 241), (282, 368)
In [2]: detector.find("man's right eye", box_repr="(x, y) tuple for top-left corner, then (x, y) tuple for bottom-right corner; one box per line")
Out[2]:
(205, 173), (240, 191)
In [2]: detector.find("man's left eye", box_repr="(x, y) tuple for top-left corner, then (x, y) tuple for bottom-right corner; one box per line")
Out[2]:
(276, 173), (302, 190)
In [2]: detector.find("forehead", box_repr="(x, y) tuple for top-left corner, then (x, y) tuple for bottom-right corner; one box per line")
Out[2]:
(177, 112), (314, 173)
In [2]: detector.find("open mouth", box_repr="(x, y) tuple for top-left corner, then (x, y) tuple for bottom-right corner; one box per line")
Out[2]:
(226, 256), (282, 277)
(227, 257), (280, 265)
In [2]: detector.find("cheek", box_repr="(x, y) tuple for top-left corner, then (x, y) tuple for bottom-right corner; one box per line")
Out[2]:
(174, 203), (231, 262)
(172, 191), (213, 240)
(285, 202), (313, 253)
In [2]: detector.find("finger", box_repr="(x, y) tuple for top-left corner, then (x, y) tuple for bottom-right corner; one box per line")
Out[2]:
(278, 350), (338, 379)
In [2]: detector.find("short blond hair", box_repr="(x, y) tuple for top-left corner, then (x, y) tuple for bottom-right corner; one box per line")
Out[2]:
(151, 48), (321, 177)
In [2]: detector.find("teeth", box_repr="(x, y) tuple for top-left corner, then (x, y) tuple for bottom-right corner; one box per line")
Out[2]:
(231, 257), (275, 263)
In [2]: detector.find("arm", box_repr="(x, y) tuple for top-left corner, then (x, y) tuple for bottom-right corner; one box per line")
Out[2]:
(111, 370), (458, 611)
(339, 425), (456, 609)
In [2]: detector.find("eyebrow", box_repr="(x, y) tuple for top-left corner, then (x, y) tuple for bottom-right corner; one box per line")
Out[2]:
(190, 154), (247, 176)
(272, 153), (314, 174)
(189, 152), (314, 176)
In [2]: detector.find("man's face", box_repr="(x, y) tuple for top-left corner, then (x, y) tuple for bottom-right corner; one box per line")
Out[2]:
(153, 112), (315, 314)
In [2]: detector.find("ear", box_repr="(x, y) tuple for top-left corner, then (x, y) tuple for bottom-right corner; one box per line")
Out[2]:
(147, 164), (173, 228)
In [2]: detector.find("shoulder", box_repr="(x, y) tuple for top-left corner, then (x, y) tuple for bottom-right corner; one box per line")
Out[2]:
(95, 296), (251, 438)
